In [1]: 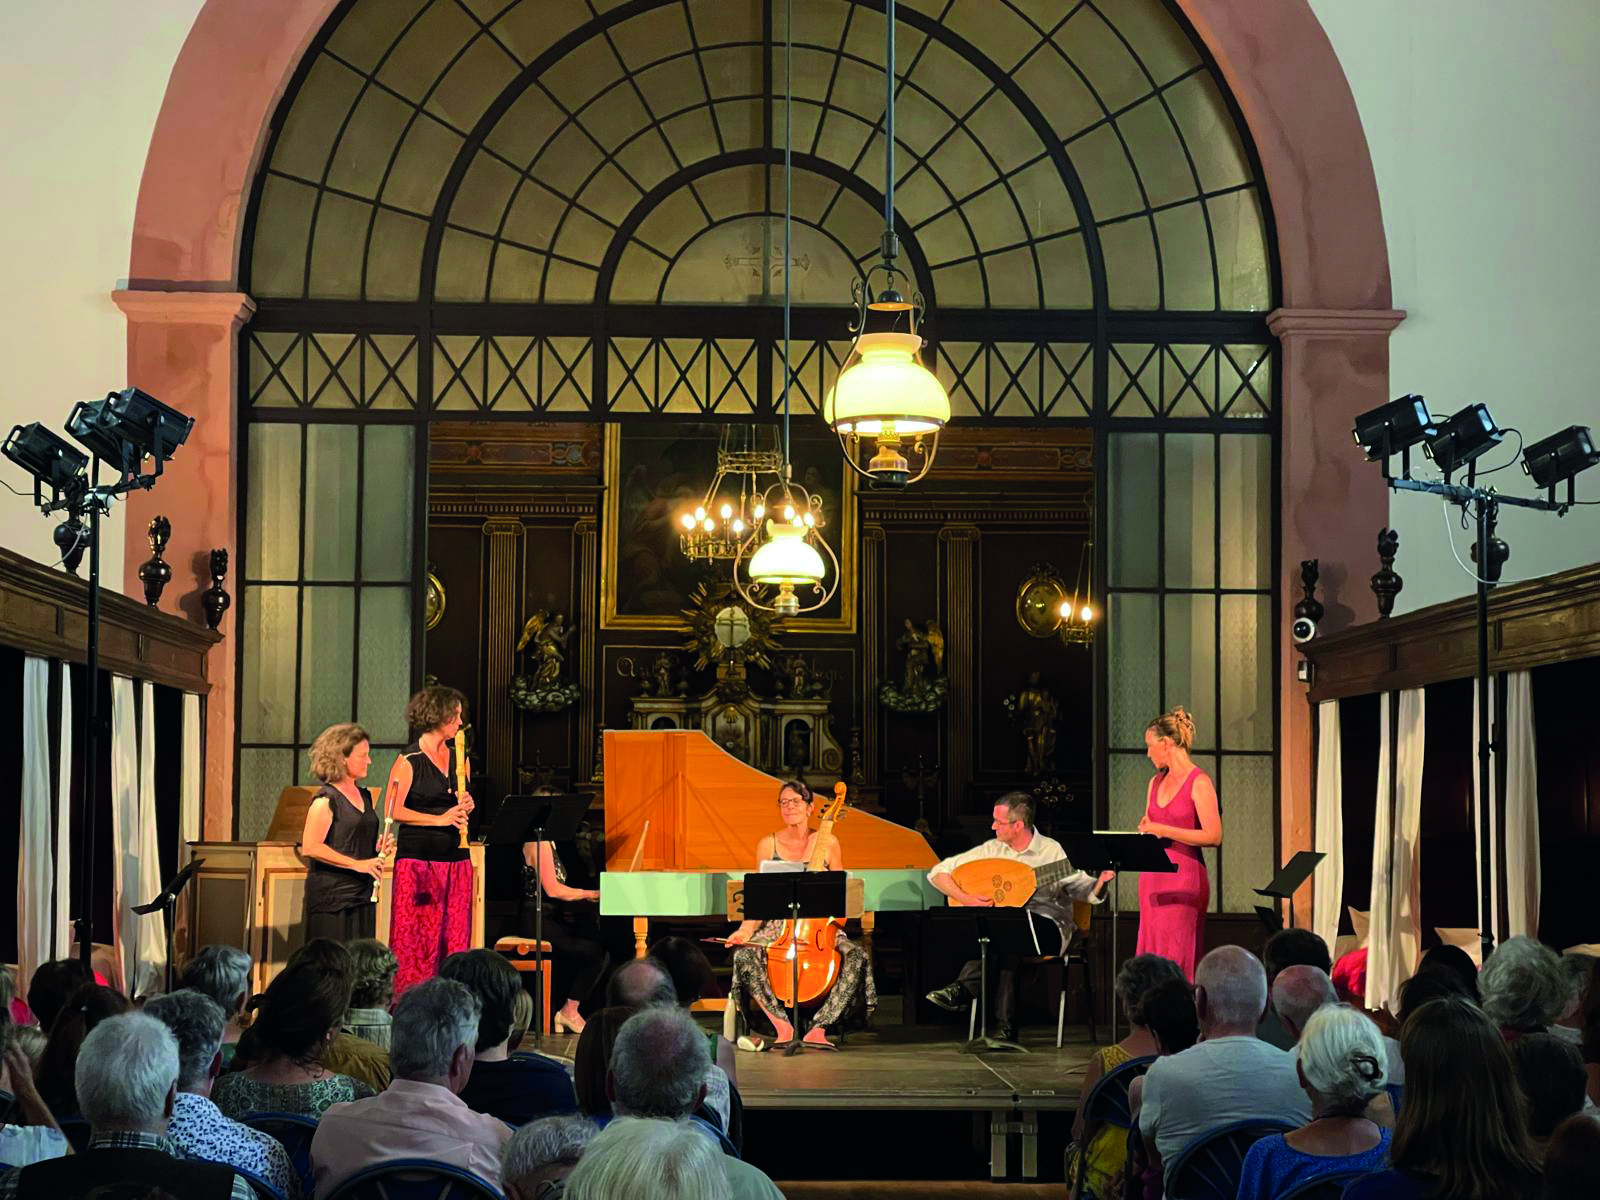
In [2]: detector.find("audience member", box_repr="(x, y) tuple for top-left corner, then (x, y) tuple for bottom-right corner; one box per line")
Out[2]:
(440, 949), (578, 1125)
(1511, 1033), (1587, 1154)
(604, 1007), (781, 1199)
(9, 1025), (46, 1075)
(1550, 953), (1592, 1047)
(508, 989), (534, 1053)
(344, 939), (397, 1050)
(178, 946), (252, 1067)
(1259, 929), (1333, 1048)
(1331, 945), (1368, 1007)
(1346, 996), (1540, 1200)
(311, 978), (510, 1196)
(1395, 966), (1472, 1026)
(501, 1114), (596, 1200)
(275, 938), (391, 1091)
(1068, 953), (1184, 1199)
(647, 938), (736, 1126)
(144, 991), (302, 1199)
(0, 1017), (69, 1168)
(1416, 944), (1480, 1002)
(1543, 1112), (1600, 1200)
(564, 1117), (732, 1200)
(1271, 964), (1339, 1042)
(212, 952), (374, 1120)
(37, 983), (132, 1119)
(575, 1006), (638, 1117)
(1481, 935), (1568, 1039)
(25, 959), (94, 1034)
(1580, 955), (1600, 1105)
(1138, 946), (1311, 1188)
(1236, 1004), (1391, 1200)
(0, 1014), (252, 1199)
(606, 958), (677, 1009)
(1123, 978), (1199, 1200)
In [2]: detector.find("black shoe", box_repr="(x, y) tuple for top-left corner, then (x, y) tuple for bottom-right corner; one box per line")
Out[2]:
(993, 1020), (1017, 1043)
(926, 982), (967, 1012)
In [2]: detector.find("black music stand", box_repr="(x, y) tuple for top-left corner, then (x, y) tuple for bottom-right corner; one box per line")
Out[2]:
(1059, 832), (1176, 1042)
(742, 870), (847, 1058)
(1254, 850), (1325, 932)
(131, 857), (204, 995)
(928, 907), (1048, 1054)
(487, 794), (591, 1044)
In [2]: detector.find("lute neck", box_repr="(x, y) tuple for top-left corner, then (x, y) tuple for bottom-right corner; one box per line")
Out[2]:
(807, 819), (834, 871)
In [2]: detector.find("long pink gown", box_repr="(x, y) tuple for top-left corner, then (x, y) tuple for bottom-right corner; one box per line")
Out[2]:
(1135, 766), (1211, 980)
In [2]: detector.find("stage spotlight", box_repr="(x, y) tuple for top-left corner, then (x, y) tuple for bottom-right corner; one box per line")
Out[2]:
(1424, 403), (1503, 478)
(1352, 394), (1436, 461)
(1521, 425), (1600, 490)
(67, 387), (193, 478)
(3, 422), (89, 497)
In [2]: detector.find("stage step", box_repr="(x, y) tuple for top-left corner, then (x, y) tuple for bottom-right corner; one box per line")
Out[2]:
(775, 1185), (1062, 1199)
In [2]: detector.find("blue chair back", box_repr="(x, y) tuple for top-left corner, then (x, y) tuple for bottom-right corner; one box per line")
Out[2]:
(1165, 1119), (1295, 1200)
(245, 1111), (319, 1197)
(1384, 1082), (1403, 1116)
(1277, 1169), (1371, 1199)
(56, 1115), (91, 1153)
(1082, 1055), (1157, 1130)
(324, 1158), (503, 1200)
(235, 1163), (289, 1200)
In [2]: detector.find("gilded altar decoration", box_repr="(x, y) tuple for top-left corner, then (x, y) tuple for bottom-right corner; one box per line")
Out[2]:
(510, 609), (580, 712)
(879, 617), (949, 713)
(1004, 671), (1059, 776)
(680, 581), (782, 676)
(424, 562), (447, 631)
(1015, 563), (1068, 637)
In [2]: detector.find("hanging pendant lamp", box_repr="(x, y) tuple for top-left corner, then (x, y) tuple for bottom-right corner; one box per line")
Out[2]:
(734, 0), (840, 620)
(823, 0), (950, 488)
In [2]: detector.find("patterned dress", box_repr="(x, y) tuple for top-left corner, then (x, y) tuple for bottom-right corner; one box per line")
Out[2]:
(390, 739), (474, 996)
(210, 1071), (375, 1121)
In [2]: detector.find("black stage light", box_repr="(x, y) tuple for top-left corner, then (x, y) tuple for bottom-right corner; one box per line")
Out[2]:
(3, 422), (89, 494)
(1424, 403), (1503, 478)
(1353, 394), (1436, 460)
(1522, 425), (1600, 490)
(68, 387), (194, 474)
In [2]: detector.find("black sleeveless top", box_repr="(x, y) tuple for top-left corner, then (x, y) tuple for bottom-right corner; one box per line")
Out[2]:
(304, 782), (379, 913)
(396, 739), (468, 863)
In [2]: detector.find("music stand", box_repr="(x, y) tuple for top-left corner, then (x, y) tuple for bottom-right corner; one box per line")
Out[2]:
(131, 857), (204, 995)
(742, 871), (848, 1058)
(487, 794), (591, 1043)
(1058, 832), (1176, 1043)
(1254, 850), (1325, 931)
(928, 906), (1049, 1054)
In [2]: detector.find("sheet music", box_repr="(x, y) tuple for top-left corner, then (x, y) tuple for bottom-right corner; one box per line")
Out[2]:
(758, 860), (806, 874)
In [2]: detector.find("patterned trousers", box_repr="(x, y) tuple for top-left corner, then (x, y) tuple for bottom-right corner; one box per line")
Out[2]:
(729, 921), (876, 1033)
(391, 858), (474, 997)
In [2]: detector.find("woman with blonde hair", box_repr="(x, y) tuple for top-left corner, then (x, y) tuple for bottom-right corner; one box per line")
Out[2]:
(301, 722), (391, 943)
(1134, 706), (1221, 978)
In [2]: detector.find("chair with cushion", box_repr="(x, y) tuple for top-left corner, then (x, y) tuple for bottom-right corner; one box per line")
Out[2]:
(235, 1164), (288, 1200)
(245, 1112), (319, 1198)
(1164, 1119), (1296, 1200)
(324, 1157), (503, 1199)
(1277, 1170), (1371, 1200)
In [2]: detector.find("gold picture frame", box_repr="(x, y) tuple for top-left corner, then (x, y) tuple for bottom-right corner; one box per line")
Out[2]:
(600, 423), (856, 632)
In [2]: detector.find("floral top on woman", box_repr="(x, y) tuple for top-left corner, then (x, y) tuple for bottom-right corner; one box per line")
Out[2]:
(211, 1071), (374, 1121)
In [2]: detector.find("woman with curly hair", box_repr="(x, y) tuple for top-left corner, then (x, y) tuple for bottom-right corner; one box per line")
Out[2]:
(382, 685), (475, 995)
(301, 722), (392, 944)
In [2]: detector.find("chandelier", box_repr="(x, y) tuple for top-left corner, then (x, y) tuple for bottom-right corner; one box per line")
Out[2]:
(822, 0), (951, 488)
(678, 425), (784, 561)
(733, 0), (840, 620)
(1057, 541), (1097, 646)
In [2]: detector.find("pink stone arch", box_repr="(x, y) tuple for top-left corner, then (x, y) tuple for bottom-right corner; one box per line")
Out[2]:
(129, 0), (1395, 890)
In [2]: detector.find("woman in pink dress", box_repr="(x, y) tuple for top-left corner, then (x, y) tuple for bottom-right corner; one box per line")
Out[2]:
(1135, 707), (1222, 979)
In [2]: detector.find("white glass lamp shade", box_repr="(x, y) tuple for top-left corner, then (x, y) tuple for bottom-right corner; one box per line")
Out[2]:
(824, 332), (951, 436)
(748, 519), (827, 586)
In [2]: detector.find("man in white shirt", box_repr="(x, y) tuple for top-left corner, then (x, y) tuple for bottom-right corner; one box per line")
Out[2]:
(924, 792), (1112, 1042)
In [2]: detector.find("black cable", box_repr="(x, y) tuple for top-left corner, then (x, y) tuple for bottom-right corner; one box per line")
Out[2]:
(1472, 428), (1523, 477)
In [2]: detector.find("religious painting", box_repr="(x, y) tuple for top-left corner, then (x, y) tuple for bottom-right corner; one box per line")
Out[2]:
(601, 422), (856, 632)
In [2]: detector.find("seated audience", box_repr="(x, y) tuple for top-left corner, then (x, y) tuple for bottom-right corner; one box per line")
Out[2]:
(8, 1025), (45, 1075)
(1543, 1112), (1600, 1200)
(1512, 1033), (1588, 1156)
(1346, 996), (1540, 1200)
(1481, 935), (1568, 1039)
(1124, 978), (1201, 1198)
(1259, 929), (1333, 1049)
(179, 946), (252, 1067)
(574, 959), (678, 1116)
(0, 1014), (252, 1199)
(37, 983), (132, 1119)
(1331, 945), (1368, 1007)
(1068, 953), (1185, 1199)
(1551, 953), (1593, 1047)
(1416, 943), (1480, 1002)
(440, 949), (578, 1124)
(648, 938), (737, 1125)
(603, 1007), (781, 1198)
(1271, 964), (1339, 1042)
(0, 1019), (69, 1168)
(1396, 965), (1472, 1025)
(1138, 945), (1312, 1188)
(565, 1117), (732, 1200)
(1581, 955), (1600, 1106)
(144, 990), (302, 1199)
(278, 939), (391, 1091)
(607, 958), (678, 1009)
(212, 952), (375, 1120)
(344, 939), (397, 1050)
(1236, 1004), (1392, 1200)
(24, 959), (94, 1035)
(311, 978), (511, 1196)
(508, 989), (534, 1052)
(501, 1114), (597, 1200)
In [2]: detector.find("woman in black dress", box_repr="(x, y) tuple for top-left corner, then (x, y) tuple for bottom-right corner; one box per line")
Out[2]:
(521, 793), (607, 1035)
(301, 722), (391, 943)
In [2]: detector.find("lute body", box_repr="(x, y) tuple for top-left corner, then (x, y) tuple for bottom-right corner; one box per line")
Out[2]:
(949, 856), (1087, 907)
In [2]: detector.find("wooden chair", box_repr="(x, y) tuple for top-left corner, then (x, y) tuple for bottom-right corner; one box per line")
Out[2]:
(494, 935), (554, 1036)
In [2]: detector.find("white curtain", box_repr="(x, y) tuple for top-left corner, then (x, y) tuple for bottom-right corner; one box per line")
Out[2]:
(19, 658), (53, 995)
(110, 677), (139, 994)
(55, 664), (73, 959)
(1312, 700), (1344, 954)
(182, 693), (203, 845)
(1474, 673), (1540, 942)
(1367, 688), (1426, 1011)
(135, 681), (167, 995)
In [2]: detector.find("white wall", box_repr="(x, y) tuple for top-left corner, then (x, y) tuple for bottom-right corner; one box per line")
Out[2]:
(1311, 0), (1600, 611)
(0, 1), (207, 576)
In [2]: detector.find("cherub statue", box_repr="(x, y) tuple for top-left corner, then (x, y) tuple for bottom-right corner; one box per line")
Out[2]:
(925, 618), (945, 676)
(517, 610), (574, 685)
(898, 618), (930, 694)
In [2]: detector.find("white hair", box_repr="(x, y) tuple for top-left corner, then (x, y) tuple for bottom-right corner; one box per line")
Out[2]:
(179, 945), (252, 1016)
(564, 1118), (731, 1200)
(1481, 936), (1569, 1031)
(610, 1006), (707, 1120)
(390, 978), (480, 1080)
(1195, 945), (1268, 1028)
(502, 1114), (597, 1191)
(1272, 965), (1339, 1038)
(143, 990), (226, 1090)
(75, 1013), (179, 1130)
(1297, 1003), (1388, 1115)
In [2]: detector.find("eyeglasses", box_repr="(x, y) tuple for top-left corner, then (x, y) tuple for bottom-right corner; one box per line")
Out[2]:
(778, 796), (809, 808)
